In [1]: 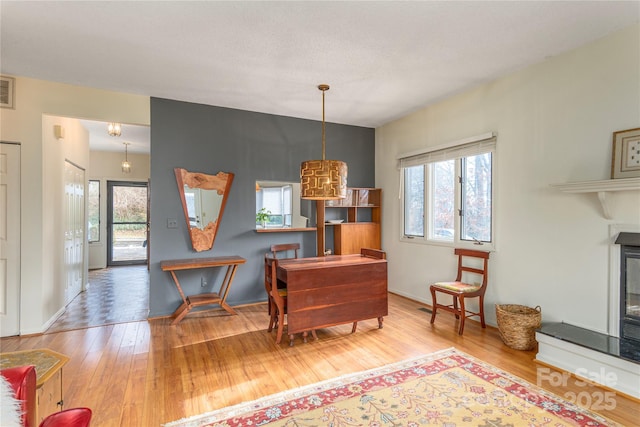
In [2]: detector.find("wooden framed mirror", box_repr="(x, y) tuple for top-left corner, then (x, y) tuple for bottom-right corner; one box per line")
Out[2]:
(174, 168), (234, 252)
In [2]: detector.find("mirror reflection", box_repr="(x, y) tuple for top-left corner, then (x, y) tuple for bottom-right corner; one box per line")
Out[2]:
(175, 168), (234, 251)
(256, 181), (309, 229)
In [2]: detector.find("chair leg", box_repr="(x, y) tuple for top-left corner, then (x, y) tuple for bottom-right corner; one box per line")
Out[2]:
(429, 286), (437, 324)
(458, 296), (466, 335)
(267, 299), (275, 332)
(453, 296), (460, 319)
(479, 295), (486, 328)
(275, 308), (285, 344)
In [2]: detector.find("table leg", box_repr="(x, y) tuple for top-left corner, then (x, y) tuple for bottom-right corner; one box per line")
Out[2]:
(166, 263), (242, 324)
(169, 271), (192, 325)
(217, 265), (239, 315)
(171, 301), (192, 325)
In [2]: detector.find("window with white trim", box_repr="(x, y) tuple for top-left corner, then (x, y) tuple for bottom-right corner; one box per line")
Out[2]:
(88, 180), (100, 243)
(399, 134), (495, 248)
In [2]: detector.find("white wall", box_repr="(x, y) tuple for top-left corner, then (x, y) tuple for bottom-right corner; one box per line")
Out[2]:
(41, 115), (90, 320)
(0, 76), (149, 334)
(376, 24), (640, 334)
(88, 150), (150, 269)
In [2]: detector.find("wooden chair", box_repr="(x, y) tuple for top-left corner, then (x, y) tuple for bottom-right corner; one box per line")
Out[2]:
(264, 255), (317, 345)
(264, 243), (300, 321)
(429, 248), (490, 335)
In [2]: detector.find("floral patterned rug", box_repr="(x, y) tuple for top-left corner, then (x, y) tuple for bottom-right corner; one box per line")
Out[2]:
(164, 347), (617, 427)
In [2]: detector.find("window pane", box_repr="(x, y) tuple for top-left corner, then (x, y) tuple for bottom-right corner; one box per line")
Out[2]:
(429, 160), (455, 241)
(262, 188), (283, 214)
(112, 186), (147, 223)
(259, 187), (285, 226)
(283, 186), (292, 227)
(88, 180), (100, 242)
(112, 223), (147, 262)
(404, 165), (424, 236)
(462, 152), (492, 242)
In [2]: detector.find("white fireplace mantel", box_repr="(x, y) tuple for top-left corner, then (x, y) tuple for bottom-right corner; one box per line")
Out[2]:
(551, 177), (640, 219)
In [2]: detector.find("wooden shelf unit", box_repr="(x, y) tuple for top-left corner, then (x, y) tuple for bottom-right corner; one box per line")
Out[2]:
(322, 188), (382, 255)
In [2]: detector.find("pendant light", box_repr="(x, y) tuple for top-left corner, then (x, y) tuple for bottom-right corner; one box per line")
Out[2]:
(300, 84), (347, 200)
(108, 122), (122, 137)
(121, 142), (131, 173)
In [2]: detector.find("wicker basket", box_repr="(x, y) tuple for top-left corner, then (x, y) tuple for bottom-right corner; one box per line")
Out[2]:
(495, 304), (542, 350)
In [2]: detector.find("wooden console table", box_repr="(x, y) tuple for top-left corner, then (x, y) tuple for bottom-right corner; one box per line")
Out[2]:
(0, 348), (69, 423)
(161, 256), (246, 325)
(276, 250), (387, 345)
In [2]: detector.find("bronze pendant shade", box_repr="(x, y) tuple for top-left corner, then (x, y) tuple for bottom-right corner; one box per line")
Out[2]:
(300, 84), (347, 200)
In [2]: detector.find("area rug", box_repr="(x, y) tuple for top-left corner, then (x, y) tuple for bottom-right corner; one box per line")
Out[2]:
(164, 347), (617, 427)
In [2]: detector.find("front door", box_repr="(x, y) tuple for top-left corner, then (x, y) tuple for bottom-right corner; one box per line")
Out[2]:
(107, 181), (148, 266)
(1, 142), (20, 337)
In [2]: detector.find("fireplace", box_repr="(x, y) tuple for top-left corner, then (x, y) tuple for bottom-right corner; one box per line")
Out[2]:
(616, 232), (640, 342)
(535, 226), (640, 400)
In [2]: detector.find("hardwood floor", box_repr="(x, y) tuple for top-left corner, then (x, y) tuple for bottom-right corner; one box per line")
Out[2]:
(1, 294), (636, 426)
(45, 266), (149, 333)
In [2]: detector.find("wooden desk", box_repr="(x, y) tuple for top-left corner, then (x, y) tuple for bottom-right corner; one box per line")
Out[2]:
(277, 252), (387, 344)
(161, 256), (246, 325)
(0, 348), (69, 423)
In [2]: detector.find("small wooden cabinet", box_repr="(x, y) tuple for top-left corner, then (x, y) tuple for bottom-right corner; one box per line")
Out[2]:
(324, 188), (382, 255)
(37, 367), (63, 423)
(0, 348), (68, 423)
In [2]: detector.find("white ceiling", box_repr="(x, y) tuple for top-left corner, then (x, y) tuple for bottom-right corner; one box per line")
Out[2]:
(2, 1), (639, 154)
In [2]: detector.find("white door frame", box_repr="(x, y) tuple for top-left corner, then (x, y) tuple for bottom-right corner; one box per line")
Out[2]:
(1, 142), (21, 337)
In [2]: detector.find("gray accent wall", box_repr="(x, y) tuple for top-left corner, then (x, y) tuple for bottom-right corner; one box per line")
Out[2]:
(149, 97), (375, 317)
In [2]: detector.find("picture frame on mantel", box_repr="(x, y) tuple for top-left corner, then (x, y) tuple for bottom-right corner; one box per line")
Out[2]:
(611, 127), (640, 179)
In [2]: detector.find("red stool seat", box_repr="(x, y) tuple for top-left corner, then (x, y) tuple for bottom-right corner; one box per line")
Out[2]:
(39, 408), (92, 427)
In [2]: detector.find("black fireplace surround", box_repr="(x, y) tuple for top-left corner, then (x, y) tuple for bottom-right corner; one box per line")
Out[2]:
(616, 232), (640, 342)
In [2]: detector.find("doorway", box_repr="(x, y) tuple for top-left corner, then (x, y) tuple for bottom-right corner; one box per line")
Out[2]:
(107, 181), (148, 266)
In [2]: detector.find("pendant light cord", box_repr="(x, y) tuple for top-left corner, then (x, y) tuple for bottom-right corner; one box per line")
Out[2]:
(319, 84), (329, 161)
(322, 88), (325, 161)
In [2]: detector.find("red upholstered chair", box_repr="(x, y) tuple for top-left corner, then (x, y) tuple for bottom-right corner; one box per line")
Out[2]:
(429, 248), (490, 335)
(1, 365), (92, 427)
(39, 408), (92, 427)
(1, 365), (37, 427)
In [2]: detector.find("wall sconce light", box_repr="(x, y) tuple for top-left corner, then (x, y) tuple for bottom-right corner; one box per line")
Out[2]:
(108, 122), (122, 137)
(121, 142), (131, 173)
(53, 125), (65, 140)
(300, 84), (347, 200)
